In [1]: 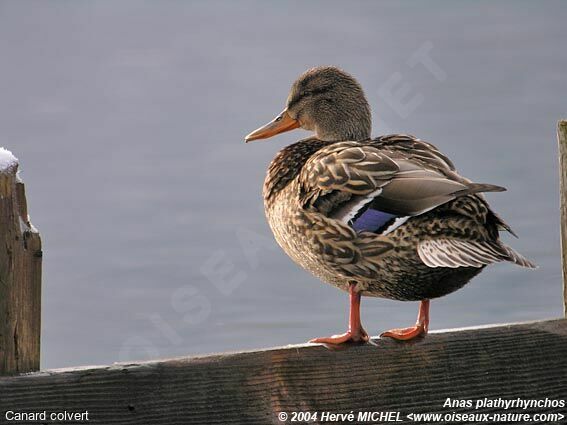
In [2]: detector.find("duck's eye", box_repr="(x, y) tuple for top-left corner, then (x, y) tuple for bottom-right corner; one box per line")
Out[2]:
(303, 91), (313, 97)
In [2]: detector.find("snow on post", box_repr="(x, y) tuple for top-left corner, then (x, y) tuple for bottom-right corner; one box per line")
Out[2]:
(0, 147), (18, 173)
(0, 148), (19, 199)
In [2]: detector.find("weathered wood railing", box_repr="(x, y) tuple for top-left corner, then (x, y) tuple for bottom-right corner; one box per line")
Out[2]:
(0, 320), (566, 424)
(0, 122), (566, 425)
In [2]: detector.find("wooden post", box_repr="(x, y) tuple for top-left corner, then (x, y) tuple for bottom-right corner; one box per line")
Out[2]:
(0, 148), (42, 375)
(559, 120), (567, 317)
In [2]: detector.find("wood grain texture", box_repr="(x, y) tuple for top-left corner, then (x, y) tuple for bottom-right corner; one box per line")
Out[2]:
(559, 120), (567, 317)
(0, 320), (566, 424)
(0, 165), (42, 375)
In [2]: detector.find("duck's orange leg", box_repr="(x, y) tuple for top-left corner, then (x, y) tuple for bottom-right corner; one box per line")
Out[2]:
(380, 299), (430, 341)
(310, 283), (369, 344)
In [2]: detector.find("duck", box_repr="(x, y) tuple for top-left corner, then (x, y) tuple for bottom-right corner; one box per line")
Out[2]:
(245, 66), (535, 345)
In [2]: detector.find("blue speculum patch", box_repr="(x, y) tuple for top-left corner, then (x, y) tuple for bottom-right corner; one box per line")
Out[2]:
(351, 208), (397, 233)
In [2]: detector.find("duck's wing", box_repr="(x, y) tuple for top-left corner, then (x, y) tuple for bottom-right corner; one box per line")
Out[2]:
(298, 139), (504, 234)
(374, 134), (518, 236)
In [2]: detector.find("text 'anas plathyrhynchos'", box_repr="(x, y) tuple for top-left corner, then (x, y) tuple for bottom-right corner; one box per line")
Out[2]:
(245, 66), (535, 345)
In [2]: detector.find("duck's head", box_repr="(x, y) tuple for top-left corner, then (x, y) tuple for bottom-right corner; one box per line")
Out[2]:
(245, 66), (371, 143)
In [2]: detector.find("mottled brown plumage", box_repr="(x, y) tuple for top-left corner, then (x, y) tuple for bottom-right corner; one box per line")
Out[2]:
(246, 66), (535, 344)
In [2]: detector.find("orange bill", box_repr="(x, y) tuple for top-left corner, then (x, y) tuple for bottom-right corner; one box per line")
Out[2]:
(245, 109), (300, 142)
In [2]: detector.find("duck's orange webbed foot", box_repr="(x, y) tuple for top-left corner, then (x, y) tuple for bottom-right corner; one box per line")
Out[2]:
(309, 328), (369, 345)
(310, 282), (369, 345)
(380, 324), (427, 340)
(380, 300), (430, 341)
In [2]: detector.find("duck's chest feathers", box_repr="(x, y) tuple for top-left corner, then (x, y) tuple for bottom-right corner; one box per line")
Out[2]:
(263, 138), (331, 207)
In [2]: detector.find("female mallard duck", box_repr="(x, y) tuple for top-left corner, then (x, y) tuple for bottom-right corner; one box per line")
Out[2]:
(245, 66), (535, 344)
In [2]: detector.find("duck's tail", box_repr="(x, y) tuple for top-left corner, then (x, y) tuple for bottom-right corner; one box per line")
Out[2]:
(499, 243), (538, 269)
(457, 182), (522, 238)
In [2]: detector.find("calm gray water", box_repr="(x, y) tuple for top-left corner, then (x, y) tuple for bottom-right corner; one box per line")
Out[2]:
(0, 1), (565, 369)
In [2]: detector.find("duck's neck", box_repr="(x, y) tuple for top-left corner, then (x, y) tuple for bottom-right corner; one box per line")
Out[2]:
(314, 104), (372, 142)
(317, 126), (371, 142)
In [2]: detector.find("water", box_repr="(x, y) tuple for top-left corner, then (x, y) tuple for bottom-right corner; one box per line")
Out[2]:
(0, 1), (564, 369)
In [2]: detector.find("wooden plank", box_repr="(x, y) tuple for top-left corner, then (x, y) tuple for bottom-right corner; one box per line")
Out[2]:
(0, 320), (566, 424)
(0, 151), (42, 375)
(559, 120), (567, 317)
